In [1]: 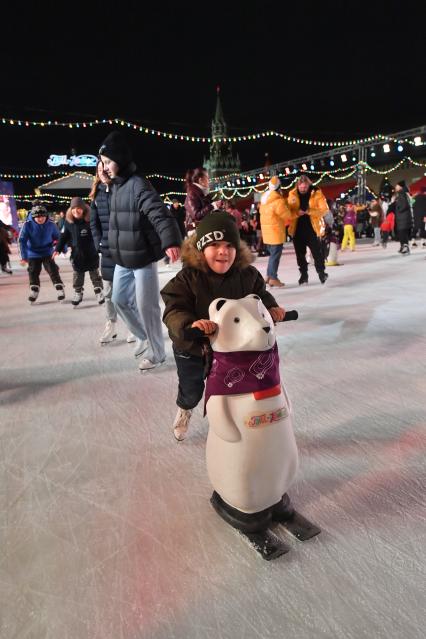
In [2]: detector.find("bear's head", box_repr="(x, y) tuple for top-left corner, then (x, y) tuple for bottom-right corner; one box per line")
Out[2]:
(208, 295), (275, 353)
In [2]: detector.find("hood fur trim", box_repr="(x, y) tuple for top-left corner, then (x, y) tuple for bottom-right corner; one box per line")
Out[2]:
(66, 203), (90, 223)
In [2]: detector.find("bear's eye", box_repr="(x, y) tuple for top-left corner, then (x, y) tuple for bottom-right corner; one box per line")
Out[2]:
(234, 317), (240, 323)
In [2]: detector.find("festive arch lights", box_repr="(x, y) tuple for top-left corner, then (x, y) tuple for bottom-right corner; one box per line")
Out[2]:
(1, 115), (424, 148)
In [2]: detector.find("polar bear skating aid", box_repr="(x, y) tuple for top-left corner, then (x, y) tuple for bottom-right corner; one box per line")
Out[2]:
(201, 296), (320, 559)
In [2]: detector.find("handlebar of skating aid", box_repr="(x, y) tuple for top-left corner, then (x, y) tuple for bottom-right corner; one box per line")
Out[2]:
(183, 310), (298, 341)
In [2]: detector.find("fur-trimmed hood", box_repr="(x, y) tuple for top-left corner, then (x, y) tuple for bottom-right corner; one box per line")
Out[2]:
(66, 203), (90, 224)
(181, 234), (254, 272)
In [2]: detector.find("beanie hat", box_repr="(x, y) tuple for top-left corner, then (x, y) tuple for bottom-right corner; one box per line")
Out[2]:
(98, 131), (133, 168)
(31, 202), (48, 217)
(70, 196), (86, 209)
(397, 180), (408, 191)
(269, 176), (281, 191)
(196, 212), (240, 251)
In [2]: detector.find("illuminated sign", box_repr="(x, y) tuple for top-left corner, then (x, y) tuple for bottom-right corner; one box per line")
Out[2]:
(47, 154), (98, 167)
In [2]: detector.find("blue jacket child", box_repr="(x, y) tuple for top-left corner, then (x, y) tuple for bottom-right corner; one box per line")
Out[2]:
(18, 202), (65, 303)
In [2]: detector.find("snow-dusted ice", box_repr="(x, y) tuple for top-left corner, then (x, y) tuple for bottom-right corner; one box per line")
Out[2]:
(0, 241), (425, 639)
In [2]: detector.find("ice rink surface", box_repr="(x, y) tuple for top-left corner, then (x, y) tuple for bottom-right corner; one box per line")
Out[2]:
(1, 241), (425, 639)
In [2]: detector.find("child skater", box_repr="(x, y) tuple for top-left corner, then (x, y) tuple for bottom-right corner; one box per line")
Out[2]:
(161, 211), (286, 442)
(18, 201), (65, 303)
(53, 197), (104, 307)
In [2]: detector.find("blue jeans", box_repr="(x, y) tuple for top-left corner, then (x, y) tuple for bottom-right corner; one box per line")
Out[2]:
(112, 263), (165, 363)
(266, 244), (283, 279)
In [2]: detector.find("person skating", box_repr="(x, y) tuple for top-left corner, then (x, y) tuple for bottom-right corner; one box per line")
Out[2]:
(99, 131), (182, 370)
(259, 176), (291, 287)
(161, 212), (286, 441)
(394, 181), (412, 255)
(287, 175), (329, 284)
(18, 202), (65, 303)
(0, 219), (13, 274)
(340, 201), (357, 252)
(412, 187), (426, 248)
(53, 197), (104, 306)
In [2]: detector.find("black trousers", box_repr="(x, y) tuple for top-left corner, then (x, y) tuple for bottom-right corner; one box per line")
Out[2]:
(28, 257), (62, 287)
(412, 220), (426, 239)
(73, 269), (103, 292)
(293, 226), (325, 276)
(398, 229), (410, 246)
(173, 348), (205, 410)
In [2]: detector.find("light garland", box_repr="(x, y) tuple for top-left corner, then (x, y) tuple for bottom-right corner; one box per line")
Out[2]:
(1, 114), (423, 148)
(0, 170), (69, 179)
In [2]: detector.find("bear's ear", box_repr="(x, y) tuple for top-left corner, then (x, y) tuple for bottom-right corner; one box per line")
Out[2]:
(251, 295), (260, 300)
(216, 299), (227, 312)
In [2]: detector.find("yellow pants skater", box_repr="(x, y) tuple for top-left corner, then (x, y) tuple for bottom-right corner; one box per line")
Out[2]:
(341, 224), (356, 251)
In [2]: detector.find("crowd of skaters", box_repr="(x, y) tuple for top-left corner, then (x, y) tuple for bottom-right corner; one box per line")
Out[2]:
(3, 131), (426, 439)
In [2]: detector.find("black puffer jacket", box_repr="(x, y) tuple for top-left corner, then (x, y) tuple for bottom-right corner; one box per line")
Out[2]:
(90, 184), (115, 281)
(395, 192), (412, 231)
(413, 193), (426, 226)
(56, 218), (99, 272)
(108, 164), (182, 268)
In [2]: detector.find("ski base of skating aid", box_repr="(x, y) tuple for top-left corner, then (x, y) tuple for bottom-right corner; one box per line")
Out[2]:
(238, 528), (291, 560)
(278, 511), (321, 541)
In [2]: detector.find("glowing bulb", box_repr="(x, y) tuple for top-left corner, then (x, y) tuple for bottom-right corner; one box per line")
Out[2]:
(383, 144), (390, 153)
(341, 154), (347, 162)
(414, 136), (422, 146)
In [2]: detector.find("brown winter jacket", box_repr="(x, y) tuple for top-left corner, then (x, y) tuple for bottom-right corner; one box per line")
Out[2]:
(161, 237), (278, 356)
(184, 183), (213, 227)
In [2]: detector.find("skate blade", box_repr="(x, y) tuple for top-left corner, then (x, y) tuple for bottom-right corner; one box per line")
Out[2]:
(279, 511), (321, 541)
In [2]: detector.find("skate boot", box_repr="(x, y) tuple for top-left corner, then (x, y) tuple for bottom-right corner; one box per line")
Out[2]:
(99, 320), (118, 344)
(55, 284), (65, 301)
(422, 241), (426, 248)
(72, 290), (83, 306)
(138, 358), (165, 372)
(319, 272), (329, 284)
(1, 264), (12, 274)
(298, 274), (308, 285)
(94, 287), (105, 304)
(28, 285), (39, 303)
(133, 338), (148, 358)
(172, 407), (193, 441)
(400, 244), (410, 255)
(126, 332), (136, 343)
(268, 278), (285, 287)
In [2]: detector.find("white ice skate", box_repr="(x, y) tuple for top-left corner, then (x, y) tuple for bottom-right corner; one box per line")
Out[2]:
(55, 284), (65, 301)
(138, 358), (165, 372)
(173, 408), (193, 441)
(99, 320), (118, 344)
(28, 285), (39, 303)
(72, 290), (83, 306)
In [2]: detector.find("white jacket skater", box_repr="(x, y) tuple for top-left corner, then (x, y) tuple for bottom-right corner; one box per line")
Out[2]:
(205, 294), (299, 514)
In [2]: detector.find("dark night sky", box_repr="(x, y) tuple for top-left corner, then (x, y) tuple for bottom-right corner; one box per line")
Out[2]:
(1, 0), (425, 189)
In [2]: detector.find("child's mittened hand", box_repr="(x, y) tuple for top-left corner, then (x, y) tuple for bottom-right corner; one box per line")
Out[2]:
(191, 319), (218, 334)
(20, 259), (27, 266)
(269, 307), (285, 322)
(52, 252), (59, 259)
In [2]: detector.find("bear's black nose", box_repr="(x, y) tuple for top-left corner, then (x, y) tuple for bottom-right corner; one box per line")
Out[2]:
(263, 326), (271, 334)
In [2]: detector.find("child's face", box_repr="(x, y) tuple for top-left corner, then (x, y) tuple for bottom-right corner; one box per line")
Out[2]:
(72, 207), (84, 219)
(203, 241), (236, 274)
(33, 215), (47, 225)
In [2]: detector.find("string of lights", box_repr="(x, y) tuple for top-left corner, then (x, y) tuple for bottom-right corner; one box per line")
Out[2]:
(1, 115), (424, 147)
(0, 170), (69, 179)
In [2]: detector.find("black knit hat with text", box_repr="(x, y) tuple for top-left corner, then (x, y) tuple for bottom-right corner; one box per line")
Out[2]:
(195, 212), (240, 251)
(98, 131), (133, 168)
